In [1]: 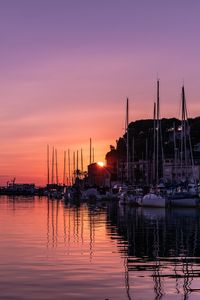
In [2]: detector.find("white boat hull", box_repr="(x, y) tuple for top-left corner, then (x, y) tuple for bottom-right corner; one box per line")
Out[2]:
(141, 193), (166, 208)
(119, 192), (142, 206)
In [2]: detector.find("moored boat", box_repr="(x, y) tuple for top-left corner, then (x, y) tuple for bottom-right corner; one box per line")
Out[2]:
(140, 192), (166, 208)
(169, 191), (199, 207)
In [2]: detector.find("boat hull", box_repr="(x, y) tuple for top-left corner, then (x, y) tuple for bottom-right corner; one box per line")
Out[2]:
(170, 197), (199, 207)
(141, 193), (166, 208)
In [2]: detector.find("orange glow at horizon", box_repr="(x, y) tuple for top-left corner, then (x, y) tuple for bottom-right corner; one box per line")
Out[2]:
(97, 161), (105, 167)
(0, 0), (200, 186)
(0, 94), (199, 187)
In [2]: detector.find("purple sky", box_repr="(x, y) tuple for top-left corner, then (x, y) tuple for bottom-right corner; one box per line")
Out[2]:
(0, 0), (200, 185)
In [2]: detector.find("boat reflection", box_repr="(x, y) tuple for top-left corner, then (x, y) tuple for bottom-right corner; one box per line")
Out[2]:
(107, 203), (200, 299)
(45, 198), (200, 299)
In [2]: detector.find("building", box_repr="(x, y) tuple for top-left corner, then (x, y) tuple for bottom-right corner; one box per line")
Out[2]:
(87, 163), (111, 187)
(163, 159), (200, 182)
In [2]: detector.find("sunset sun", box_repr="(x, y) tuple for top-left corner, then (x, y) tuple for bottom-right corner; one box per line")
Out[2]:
(97, 161), (105, 167)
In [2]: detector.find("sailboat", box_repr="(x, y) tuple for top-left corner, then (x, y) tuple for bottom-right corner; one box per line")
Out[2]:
(140, 80), (166, 208)
(170, 86), (199, 207)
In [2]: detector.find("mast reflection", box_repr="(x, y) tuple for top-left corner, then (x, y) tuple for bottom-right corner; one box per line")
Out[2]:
(106, 203), (200, 299)
(46, 198), (200, 300)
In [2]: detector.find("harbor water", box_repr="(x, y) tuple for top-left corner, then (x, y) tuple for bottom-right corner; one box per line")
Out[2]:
(0, 196), (200, 300)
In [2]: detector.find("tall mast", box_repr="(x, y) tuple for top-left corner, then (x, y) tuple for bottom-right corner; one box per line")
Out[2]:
(132, 135), (134, 185)
(153, 102), (156, 184)
(157, 80), (160, 120)
(63, 150), (66, 185)
(81, 148), (83, 174)
(173, 122), (177, 182)
(182, 86), (196, 184)
(182, 86), (188, 178)
(51, 146), (54, 184)
(156, 80), (160, 186)
(146, 138), (148, 185)
(126, 97), (129, 182)
(47, 144), (50, 185)
(73, 151), (75, 183)
(76, 150), (79, 176)
(180, 86), (185, 179)
(68, 149), (71, 186)
(55, 148), (58, 185)
(89, 138), (92, 165)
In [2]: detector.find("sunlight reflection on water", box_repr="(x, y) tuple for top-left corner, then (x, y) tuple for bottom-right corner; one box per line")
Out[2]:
(0, 196), (200, 299)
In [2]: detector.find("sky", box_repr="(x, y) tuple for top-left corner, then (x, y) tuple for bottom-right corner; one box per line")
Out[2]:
(0, 0), (200, 185)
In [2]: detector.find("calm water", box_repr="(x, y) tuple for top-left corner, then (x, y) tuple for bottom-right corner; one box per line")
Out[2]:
(0, 196), (200, 300)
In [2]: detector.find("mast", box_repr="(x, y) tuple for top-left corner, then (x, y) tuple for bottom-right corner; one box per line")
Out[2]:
(126, 97), (129, 183)
(145, 138), (148, 185)
(76, 150), (79, 176)
(180, 87), (184, 179)
(153, 102), (156, 184)
(47, 144), (50, 185)
(183, 86), (196, 184)
(132, 135), (134, 185)
(182, 86), (188, 178)
(55, 148), (58, 185)
(81, 148), (83, 174)
(180, 86), (186, 179)
(51, 146), (54, 184)
(68, 149), (71, 186)
(63, 150), (66, 185)
(89, 138), (92, 165)
(173, 122), (177, 182)
(73, 151), (75, 183)
(156, 80), (160, 186)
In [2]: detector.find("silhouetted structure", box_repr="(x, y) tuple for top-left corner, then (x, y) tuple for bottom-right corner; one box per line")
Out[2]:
(104, 117), (200, 185)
